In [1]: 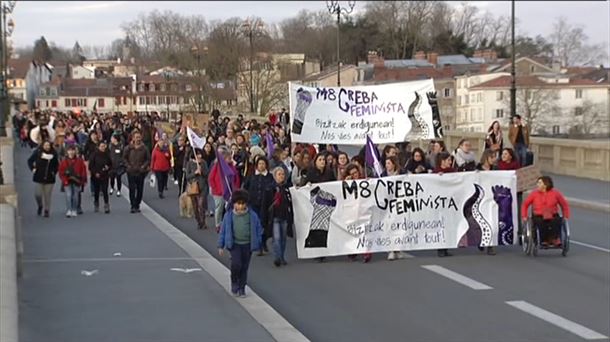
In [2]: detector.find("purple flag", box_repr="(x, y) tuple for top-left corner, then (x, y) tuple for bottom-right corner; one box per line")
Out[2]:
(365, 135), (383, 177)
(265, 133), (275, 159)
(217, 152), (236, 202)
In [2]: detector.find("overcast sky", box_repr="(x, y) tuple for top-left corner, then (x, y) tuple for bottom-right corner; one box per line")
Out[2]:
(9, 0), (610, 57)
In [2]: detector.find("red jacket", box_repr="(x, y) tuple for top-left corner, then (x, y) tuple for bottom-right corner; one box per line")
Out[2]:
(522, 188), (570, 220)
(498, 160), (520, 170)
(209, 160), (240, 196)
(150, 146), (171, 172)
(58, 157), (88, 186)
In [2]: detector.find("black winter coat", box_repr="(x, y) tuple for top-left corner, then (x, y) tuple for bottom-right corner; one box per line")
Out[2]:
(27, 148), (59, 184)
(244, 171), (275, 233)
(89, 150), (113, 180)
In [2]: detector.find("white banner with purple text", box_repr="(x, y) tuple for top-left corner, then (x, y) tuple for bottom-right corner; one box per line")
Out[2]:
(290, 171), (518, 259)
(288, 79), (442, 145)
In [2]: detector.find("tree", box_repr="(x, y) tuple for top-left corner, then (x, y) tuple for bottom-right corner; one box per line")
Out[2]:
(72, 41), (84, 63)
(503, 87), (560, 134)
(514, 35), (553, 59)
(571, 100), (610, 137)
(205, 18), (247, 81)
(33, 36), (52, 62)
(549, 17), (607, 67)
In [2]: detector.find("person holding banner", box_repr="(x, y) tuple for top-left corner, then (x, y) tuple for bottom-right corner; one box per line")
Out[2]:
(433, 151), (456, 257)
(209, 146), (240, 232)
(404, 148), (432, 174)
(452, 139), (477, 172)
(269, 167), (293, 267)
(344, 163), (373, 263)
(475, 149), (499, 255)
(335, 152), (350, 180)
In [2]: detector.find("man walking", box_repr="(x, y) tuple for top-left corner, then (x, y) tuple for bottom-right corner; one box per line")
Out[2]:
(508, 115), (530, 166)
(123, 131), (150, 213)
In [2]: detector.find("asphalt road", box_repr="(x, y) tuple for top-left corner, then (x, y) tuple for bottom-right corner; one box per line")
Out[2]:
(16, 145), (609, 342)
(141, 177), (610, 342)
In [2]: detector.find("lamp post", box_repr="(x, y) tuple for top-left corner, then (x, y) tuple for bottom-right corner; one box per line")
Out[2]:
(241, 18), (265, 114)
(510, 0), (516, 119)
(327, 0), (355, 87)
(163, 71), (170, 120)
(190, 45), (208, 113)
(0, 0), (16, 137)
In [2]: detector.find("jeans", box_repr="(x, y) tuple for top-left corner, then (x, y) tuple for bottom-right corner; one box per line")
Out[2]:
(65, 183), (79, 212)
(127, 173), (145, 209)
(514, 143), (528, 166)
(229, 243), (252, 294)
(110, 173), (122, 192)
(35, 183), (54, 211)
(155, 171), (169, 194)
(213, 195), (225, 228)
(92, 177), (109, 205)
(174, 166), (185, 194)
(191, 193), (208, 227)
(272, 219), (288, 262)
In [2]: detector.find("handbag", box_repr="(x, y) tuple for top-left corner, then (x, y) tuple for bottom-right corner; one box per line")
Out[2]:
(187, 181), (200, 196)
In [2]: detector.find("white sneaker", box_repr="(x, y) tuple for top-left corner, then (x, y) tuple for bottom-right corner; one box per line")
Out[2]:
(174, 180), (179, 185)
(396, 251), (407, 259)
(387, 251), (396, 261)
(71, 210), (78, 217)
(116, 191), (121, 197)
(109, 188), (114, 195)
(66, 211), (71, 218)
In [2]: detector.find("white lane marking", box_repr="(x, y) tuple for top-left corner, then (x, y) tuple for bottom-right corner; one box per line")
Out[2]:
(80, 270), (98, 276)
(170, 268), (202, 273)
(572, 240), (610, 253)
(421, 265), (493, 290)
(24, 257), (196, 263)
(122, 191), (310, 342)
(113, 252), (122, 257)
(506, 300), (608, 340)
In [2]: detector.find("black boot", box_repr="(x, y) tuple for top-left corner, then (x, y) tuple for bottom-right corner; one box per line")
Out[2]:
(94, 202), (99, 213)
(104, 203), (110, 214)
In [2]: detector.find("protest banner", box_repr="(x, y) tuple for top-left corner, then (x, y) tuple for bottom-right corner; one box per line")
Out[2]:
(516, 165), (542, 192)
(289, 171), (518, 259)
(181, 113), (209, 135)
(288, 79), (444, 145)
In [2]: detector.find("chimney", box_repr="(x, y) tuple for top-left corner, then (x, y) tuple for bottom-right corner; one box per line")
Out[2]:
(368, 50), (384, 68)
(427, 52), (438, 66)
(367, 50), (378, 64)
(473, 50), (483, 58)
(552, 61), (561, 73)
(414, 51), (426, 60)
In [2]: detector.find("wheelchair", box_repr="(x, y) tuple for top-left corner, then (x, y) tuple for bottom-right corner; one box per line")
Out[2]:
(521, 216), (570, 257)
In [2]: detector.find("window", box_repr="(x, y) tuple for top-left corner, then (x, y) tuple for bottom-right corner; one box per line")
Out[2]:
(159, 96), (165, 104)
(77, 98), (87, 107)
(465, 95), (469, 104)
(71, 99), (77, 107)
(471, 94), (475, 103)
(552, 125), (560, 134)
(477, 93), (482, 102)
(138, 84), (144, 92)
(530, 65), (535, 73)
(166, 96), (170, 104)
(150, 84), (155, 92)
(171, 84), (177, 92)
(51, 100), (57, 107)
(99, 98), (105, 108)
(123, 97), (127, 105)
(160, 84), (166, 92)
(46, 100), (49, 107)
(50, 88), (57, 96)
(185, 84), (193, 92)
(444, 88), (451, 97)
(574, 107), (583, 116)
(39, 89), (46, 96)
(65, 99), (70, 107)
(139, 97), (145, 105)
(495, 109), (504, 118)
(478, 108), (483, 121)
(457, 96), (462, 106)
(496, 91), (503, 101)
(470, 108), (475, 121)
(575, 89), (583, 99)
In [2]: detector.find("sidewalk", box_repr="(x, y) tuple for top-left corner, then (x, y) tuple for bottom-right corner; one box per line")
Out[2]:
(546, 173), (610, 212)
(16, 149), (275, 342)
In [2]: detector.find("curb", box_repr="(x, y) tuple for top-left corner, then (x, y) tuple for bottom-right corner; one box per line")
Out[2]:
(566, 197), (610, 213)
(0, 204), (18, 342)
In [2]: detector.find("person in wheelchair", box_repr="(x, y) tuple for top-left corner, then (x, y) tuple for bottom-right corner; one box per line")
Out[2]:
(522, 176), (570, 247)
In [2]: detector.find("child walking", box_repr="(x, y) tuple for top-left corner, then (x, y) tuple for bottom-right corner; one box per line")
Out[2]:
(217, 189), (263, 298)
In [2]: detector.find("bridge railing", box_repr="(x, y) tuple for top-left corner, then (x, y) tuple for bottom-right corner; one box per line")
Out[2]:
(418, 132), (610, 182)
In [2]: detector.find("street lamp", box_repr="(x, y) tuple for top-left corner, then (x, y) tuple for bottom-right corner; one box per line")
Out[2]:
(327, 0), (355, 87)
(241, 18), (265, 114)
(163, 71), (171, 120)
(0, 0), (17, 137)
(190, 45), (208, 113)
(510, 0), (516, 120)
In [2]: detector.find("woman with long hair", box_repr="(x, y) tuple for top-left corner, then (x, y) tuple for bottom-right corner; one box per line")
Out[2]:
(485, 120), (503, 155)
(27, 140), (59, 217)
(404, 148), (431, 174)
(185, 148), (210, 230)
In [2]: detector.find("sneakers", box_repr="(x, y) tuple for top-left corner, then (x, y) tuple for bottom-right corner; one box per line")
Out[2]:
(387, 251), (396, 261)
(104, 204), (110, 214)
(273, 259), (281, 267)
(174, 180), (179, 185)
(66, 210), (71, 218)
(37, 206), (42, 216)
(116, 191), (121, 197)
(396, 252), (408, 259)
(43, 210), (49, 218)
(94, 203), (99, 213)
(238, 289), (247, 298)
(109, 188), (114, 195)
(487, 247), (497, 255)
(130, 208), (136, 214)
(363, 254), (372, 263)
(71, 210), (77, 217)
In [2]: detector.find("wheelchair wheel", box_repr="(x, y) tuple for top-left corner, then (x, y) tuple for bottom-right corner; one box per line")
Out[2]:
(561, 219), (570, 257)
(522, 220), (533, 256)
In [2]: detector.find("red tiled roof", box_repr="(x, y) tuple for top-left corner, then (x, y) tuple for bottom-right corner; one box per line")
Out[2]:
(7, 58), (31, 79)
(374, 66), (459, 82)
